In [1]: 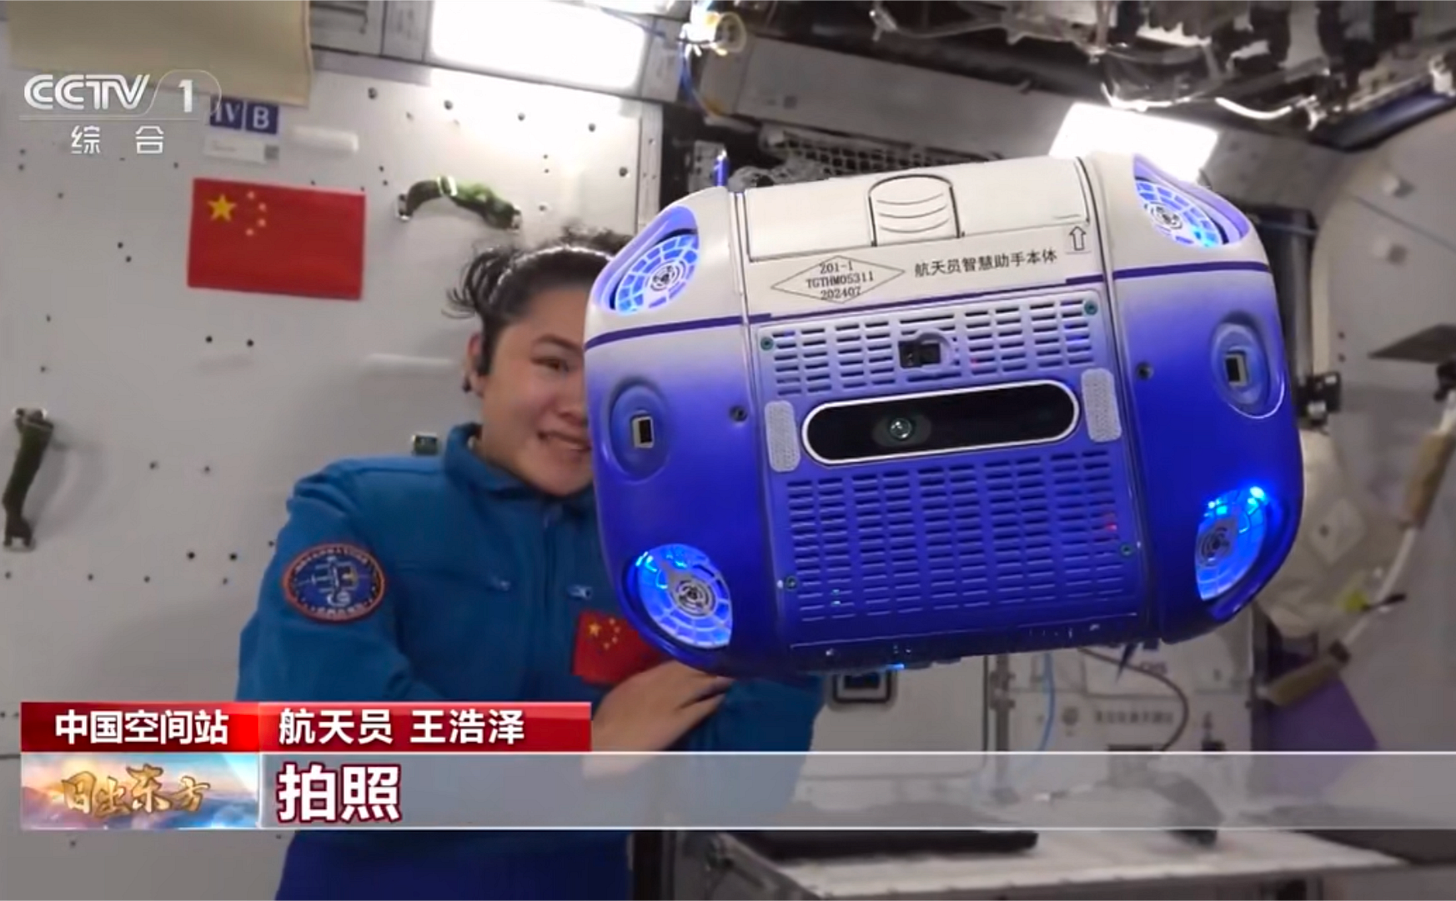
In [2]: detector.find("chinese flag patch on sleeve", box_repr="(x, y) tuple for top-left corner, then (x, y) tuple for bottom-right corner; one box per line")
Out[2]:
(572, 610), (666, 687)
(187, 178), (366, 300)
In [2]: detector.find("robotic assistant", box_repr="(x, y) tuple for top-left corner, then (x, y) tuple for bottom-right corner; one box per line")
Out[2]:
(584, 152), (1303, 678)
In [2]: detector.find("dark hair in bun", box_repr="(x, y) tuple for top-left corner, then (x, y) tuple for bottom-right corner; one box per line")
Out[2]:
(447, 225), (629, 374)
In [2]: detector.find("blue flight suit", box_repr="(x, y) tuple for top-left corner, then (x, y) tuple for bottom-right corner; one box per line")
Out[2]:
(237, 423), (822, 900)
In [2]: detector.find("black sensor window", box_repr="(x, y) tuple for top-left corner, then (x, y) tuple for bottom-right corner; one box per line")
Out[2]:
(804, 382), (1078, 463)
(630, 415), (655, 448)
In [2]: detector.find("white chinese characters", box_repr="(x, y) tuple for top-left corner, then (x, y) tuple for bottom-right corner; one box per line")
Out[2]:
(414, 708), (527, 746)
(489, 709), (526, 745)
(275, 762), (403, 824)
(135, 125), (165, 154)
(272, 707), (529, 747)
(277, 708), (394, 746)
(53, 708), (231, 746)
(70, 125), (101, 155)
(65, 124), (166, 156)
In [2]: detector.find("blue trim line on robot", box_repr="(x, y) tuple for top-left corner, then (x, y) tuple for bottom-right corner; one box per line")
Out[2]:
(582, 260), (1269, 350)
(1114, 260), (1271, 280)
(586, 315), (747, 350)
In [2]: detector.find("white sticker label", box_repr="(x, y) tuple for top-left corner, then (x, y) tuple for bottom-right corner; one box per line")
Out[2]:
(203, 132), (276, 166)
(288, 125), (359, 156)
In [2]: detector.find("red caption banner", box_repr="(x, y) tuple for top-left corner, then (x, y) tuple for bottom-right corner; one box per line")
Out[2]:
(20, 702), (593, 753)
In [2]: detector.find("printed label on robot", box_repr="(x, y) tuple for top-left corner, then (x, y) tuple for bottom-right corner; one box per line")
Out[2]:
(770, 255), (904, 303)
(911, 244), (1064, 279)
(1064, 225), (1093, 255)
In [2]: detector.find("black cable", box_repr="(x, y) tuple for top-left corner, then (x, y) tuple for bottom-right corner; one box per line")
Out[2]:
(630, 832), (670, 900)
(1076, 648), (1190, 751)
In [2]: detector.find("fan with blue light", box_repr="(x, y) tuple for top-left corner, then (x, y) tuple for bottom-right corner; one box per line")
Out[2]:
(1136, 178), (1227, 249)
(1195, 486), (1270, 600)
(630, 543), (733, 649)
(611, 231), (700, 314)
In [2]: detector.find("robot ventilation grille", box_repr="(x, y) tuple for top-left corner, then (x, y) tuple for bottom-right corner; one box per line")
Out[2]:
(1136, 178), (1227, 249)
(630, 544), (733, 650)
(611, 231), (700, 314)
(1195, 487), (1270, 600)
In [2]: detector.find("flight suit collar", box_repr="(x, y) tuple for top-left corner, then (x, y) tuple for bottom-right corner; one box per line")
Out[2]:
(444, 423), (596, 515)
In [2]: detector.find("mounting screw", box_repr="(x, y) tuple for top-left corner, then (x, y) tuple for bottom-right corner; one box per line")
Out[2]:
(1380, 172), (1410, 198)
(1371, 236), (1406, 263)
(1136, 363), (1154, 379)
(729, 406), (747, 422)
(1083, 300), (1098, 315)
(783, 575), (798, 590)
(759, 336), (774, 350)
(1120, 544), (1134, 556)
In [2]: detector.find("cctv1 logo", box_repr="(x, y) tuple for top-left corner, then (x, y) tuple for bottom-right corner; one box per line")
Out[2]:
(22, 69), (222, 119)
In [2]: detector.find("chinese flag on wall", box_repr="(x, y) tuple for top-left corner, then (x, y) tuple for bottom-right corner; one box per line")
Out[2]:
(187, 178), (366, 300)
(572, 610), (666, 687)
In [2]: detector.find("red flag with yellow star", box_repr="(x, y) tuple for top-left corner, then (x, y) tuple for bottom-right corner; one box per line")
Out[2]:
(187, 178), (366, 300)
(572, 609), (666, 687)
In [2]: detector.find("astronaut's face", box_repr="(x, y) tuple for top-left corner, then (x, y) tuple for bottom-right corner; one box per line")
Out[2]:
(468, 285), (593, 497)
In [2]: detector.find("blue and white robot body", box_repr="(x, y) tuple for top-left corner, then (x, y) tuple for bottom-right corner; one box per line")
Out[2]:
(583, 151), (1304, 679)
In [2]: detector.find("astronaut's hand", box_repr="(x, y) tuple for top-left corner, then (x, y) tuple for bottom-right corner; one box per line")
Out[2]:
(591, 661), (732, 752)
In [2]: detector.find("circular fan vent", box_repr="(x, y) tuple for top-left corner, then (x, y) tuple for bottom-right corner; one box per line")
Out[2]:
(630, 543), (732, 649)
(1136, 178), (1227, 249)
(611, 231), (699, 314)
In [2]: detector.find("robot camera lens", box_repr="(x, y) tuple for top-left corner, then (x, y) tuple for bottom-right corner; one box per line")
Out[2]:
(862, 410), (933, 451)
(887, 417), (916, 442)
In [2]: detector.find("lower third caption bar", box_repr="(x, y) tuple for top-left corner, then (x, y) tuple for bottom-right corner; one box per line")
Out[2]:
(22, 749), (1456, 831)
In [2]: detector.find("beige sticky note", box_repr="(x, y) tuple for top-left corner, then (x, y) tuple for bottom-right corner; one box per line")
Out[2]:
(6, 1), (314, 108)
